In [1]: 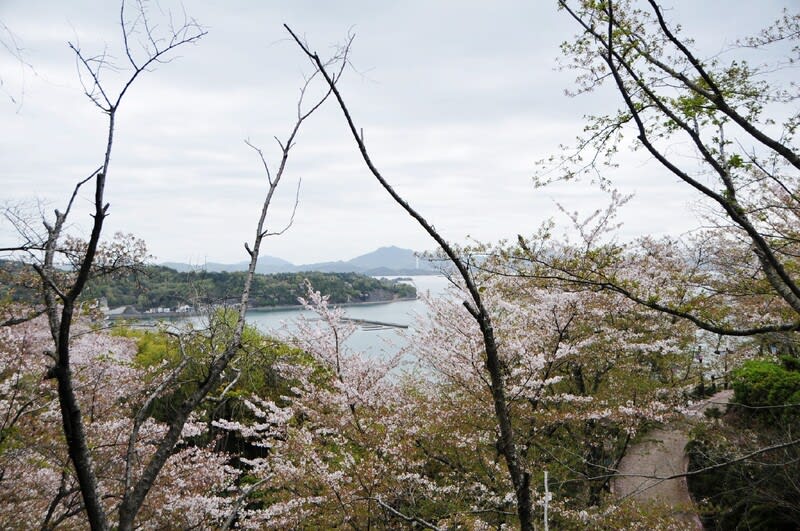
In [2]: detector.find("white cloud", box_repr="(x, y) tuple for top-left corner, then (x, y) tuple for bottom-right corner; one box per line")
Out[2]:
(1, 0), (791, 264)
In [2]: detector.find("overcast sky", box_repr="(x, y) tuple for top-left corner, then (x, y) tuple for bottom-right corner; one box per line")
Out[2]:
(0, 1), (791, 265)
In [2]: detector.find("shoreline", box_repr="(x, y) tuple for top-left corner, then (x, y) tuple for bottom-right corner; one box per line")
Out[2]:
(248, 296), (418, 312)
(107, 296), (418, 320)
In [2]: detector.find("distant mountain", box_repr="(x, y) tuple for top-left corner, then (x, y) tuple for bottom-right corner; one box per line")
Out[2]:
(161, 247), (439, 276)
(349, 246), (421, 270)
(162, 256), (295, 275)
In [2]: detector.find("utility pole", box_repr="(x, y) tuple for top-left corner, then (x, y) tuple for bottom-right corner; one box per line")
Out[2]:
(544, 470), (550, 531)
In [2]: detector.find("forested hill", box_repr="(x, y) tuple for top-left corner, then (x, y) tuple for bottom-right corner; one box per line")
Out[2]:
(83, 266), (416, 310)
(0, 261), (416, 311)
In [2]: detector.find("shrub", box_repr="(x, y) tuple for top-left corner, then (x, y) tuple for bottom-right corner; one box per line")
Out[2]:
(732, 360), (800, 409)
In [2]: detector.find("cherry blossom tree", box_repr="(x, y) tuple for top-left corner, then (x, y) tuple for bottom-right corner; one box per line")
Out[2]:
(546, 0), (800, 337)
(0, 316), (237, 529)
(205, 268), (696, 528)
(287, 26), (539, 529)
(286, 24), (698, 527)
(508, 1), (800, 522)
(213, 283), (431, 528)
(0, 3), (206, 526)
(1, 2), (347, 528)
(405, 267), (695, 528)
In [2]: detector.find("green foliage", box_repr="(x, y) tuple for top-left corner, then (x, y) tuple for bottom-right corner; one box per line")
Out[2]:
(81, 266), (416, 310)
(112, 314), (320, 438)
(693, 357), (800, 527)
(780, 354), (800, 372)
(688, 419), (800, 530)
(732, 359), (800, 412)
(112, 326), (181, 368)
(0, 260), (42, 305)
(1, 260), (416, 311)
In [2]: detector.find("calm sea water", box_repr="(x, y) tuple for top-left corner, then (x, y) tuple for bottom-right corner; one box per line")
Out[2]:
(245, 275), (451, 357)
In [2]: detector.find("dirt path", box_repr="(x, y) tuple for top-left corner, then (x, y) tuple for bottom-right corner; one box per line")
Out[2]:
(611, 390), (734, 528)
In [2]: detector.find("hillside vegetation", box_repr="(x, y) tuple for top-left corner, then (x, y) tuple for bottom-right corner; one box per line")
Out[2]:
(1, 262), (416, 311)
(86, 267), (416, 310)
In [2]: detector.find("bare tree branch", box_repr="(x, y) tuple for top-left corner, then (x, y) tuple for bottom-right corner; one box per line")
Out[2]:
(285, 24), (535, 530)
(115, 33), (345, 530)
(371, 497), (443, 531)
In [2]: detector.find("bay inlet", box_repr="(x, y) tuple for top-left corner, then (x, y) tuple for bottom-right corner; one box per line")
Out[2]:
(245, 275), (450, 358)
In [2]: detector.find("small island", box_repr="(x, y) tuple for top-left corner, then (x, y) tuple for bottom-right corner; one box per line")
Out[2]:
(81, 266), (417, 318)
